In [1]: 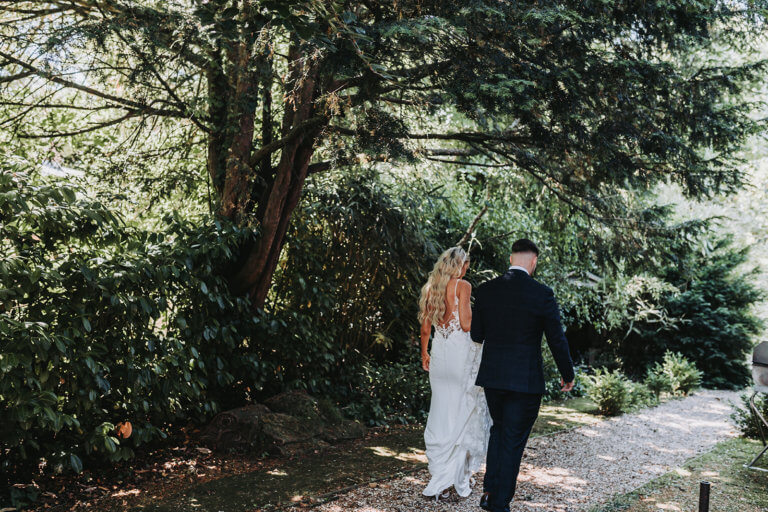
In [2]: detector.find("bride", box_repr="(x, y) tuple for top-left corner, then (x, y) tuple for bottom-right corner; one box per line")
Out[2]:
(418, 246), (490, 500)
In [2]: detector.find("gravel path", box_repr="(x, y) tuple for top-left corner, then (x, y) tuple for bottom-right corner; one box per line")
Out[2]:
(313, 390), (741, 512)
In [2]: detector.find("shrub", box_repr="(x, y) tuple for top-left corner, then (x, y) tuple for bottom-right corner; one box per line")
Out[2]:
(731, 392), (768, 440)
(652, 351), (702, 396)
(626, 381), (658, 411)
(644, 367), (673, 398)
(583, 369), (630, 416)
(0, 161), (262, 480)
(617, 239), (762, 388)
(345, 351), (430, 426)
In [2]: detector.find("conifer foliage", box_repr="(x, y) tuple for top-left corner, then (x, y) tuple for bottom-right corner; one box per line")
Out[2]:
(1, 1), (767, 307)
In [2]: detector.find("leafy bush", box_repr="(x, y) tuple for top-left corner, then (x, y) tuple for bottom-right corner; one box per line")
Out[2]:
(617, 240), (762, 388)
(584, 370), (655, 416)
(731, 392), (768, 440)
(626, 381), (658, 411)
(542, 348), (585, 402)
(345, 351), (430, 426)
(649, 351), (702, 396)
(583, 369), (630, 416)
(260, 170), (437, 398)
(644, 367), (673, 398)
(0, 161), (262, 479)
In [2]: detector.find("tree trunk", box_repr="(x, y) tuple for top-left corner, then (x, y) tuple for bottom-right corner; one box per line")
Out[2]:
(206, 43), (230, 194)
(221, 46), (322, 310)
(220, 42), (259, 221)
(249, 135), (318, 307)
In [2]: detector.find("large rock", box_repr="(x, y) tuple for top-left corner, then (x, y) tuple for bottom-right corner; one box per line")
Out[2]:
(200, 392), (366, 456)
(264, 390), (323, 420)
(321, 419), (367, 443)
(261, 411), (324, 444)
(199, 404), (271, 451)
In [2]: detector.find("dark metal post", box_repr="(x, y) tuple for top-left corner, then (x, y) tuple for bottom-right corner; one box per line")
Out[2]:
(698, 481), (710, 512)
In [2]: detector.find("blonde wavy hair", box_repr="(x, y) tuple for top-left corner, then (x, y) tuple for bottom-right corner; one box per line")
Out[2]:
(418, 246), (468, 325)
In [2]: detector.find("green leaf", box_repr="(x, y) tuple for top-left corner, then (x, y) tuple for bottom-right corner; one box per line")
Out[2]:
(139, 297), (152, 314)
(70, 454), (83, 473)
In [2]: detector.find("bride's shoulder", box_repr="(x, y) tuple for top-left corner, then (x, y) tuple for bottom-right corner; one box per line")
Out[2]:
(457, 278), (472, 292)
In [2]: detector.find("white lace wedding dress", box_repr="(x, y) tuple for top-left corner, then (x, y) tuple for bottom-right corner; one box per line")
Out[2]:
(423, 281), (491, 498)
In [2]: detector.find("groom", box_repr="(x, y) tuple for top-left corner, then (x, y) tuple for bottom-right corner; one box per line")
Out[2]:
(471, 239), (575, 512)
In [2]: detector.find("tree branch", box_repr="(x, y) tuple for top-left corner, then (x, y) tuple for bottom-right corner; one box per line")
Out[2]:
(425, 157), (508, 167)
(0, 71), (34, 83)
(101, 14), (209, 133)
(423, 148), (477, 157)
(249, 115), (328, 169)
(457, 187), (491, 247)
(0, 51), (196, 121)
(17, 110), (139, 138)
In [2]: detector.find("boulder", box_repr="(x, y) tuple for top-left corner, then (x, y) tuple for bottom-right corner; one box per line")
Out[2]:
(261, 411), (324, 445)
(321, 419), (367, 443)
(199, 404), (271, 451)
(200, 392), (366, 456)
(263, 390), (323, 420)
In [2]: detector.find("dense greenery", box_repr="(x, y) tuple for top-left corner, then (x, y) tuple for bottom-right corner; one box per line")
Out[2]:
(0, 160), (262, 476)
(2, 4), (768, 509)
(2, 1), (767, 309)
(616, 240), (762, 388)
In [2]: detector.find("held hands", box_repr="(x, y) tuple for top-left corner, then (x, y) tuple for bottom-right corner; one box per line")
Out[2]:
(560, 378), (575, 392)
(421, 352), (430, 372)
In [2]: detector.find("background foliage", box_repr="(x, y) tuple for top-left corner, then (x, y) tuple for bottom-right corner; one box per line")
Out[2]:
(2, 3), (768, 507)
(1, 157), (261, 476)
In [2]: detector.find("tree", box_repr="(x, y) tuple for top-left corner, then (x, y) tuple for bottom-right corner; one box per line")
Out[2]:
(1, 1), (766, 309)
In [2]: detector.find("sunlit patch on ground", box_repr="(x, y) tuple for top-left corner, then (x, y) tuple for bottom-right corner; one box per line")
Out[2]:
(654, 504), (683, 511)
(591, 438), (768, 512)
(111, 489), (142, 498)
(366, 445), (428, 463)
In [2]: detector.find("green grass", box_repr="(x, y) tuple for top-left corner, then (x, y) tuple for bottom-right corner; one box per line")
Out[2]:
(590, 437), (768, 512)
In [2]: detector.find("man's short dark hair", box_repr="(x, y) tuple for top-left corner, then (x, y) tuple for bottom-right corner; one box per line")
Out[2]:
(511, 238), (539, 256)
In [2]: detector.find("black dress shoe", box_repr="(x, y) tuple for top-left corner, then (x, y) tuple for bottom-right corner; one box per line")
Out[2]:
(479, 492), (491, 511)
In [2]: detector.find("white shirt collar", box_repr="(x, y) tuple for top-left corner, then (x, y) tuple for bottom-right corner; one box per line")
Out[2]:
(508, 265), (529, 275)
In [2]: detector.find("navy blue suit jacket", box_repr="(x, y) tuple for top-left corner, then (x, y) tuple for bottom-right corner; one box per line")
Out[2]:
(472, 268), (575, 394)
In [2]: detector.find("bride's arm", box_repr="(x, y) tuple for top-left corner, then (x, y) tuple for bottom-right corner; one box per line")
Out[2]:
(458, 279), (472, 332)
(420, 317), (431, 371)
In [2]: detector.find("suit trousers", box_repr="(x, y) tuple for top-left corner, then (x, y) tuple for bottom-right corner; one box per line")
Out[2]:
(483, 388), (542, 512)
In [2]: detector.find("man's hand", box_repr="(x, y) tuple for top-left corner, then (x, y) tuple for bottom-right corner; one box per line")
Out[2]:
(560, 378), (574, 392)
(421, 353), (430, 372)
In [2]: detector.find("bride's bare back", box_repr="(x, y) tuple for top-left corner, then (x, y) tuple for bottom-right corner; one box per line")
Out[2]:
(436, 278), (472, 332)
